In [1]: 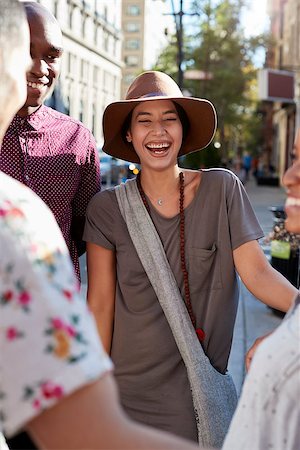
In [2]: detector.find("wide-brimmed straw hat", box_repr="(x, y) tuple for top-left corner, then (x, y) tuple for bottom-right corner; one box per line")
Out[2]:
(102, 71), (217, 163)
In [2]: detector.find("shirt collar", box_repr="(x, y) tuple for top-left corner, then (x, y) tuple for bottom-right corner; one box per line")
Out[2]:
(14, 104), (48, 131)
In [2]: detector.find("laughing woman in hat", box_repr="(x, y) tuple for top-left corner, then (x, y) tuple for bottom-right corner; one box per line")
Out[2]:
(83, 71), (298, 445)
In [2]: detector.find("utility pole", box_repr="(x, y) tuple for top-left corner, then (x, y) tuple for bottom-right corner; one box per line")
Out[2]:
(168, 1), (199, 89)
(178, 0), (184, 89)
(170, 0), (184, 89)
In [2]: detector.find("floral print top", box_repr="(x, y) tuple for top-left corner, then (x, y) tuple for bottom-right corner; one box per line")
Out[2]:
(0, 172), (112, 438)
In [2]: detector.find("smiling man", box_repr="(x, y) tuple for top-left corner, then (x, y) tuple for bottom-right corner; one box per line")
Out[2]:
(0, 1), (100, 282)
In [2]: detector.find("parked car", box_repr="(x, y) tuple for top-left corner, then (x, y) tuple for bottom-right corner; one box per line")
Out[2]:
(99, 153), (113, 185)
(98, 149), (139, 186)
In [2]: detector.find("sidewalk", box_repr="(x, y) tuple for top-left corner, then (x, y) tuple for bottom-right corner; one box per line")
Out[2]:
(228, 177), (286, 395)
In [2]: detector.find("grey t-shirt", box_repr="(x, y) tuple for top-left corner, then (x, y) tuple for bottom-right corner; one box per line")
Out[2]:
(84, 168), (263, 441)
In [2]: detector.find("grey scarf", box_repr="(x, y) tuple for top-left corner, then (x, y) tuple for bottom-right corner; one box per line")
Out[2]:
(115, 178), (237, 448)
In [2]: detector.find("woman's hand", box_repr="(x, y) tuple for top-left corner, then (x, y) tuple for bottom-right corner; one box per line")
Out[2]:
(245, 332), (272, 371)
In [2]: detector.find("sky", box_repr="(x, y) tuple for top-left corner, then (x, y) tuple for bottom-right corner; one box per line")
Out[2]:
(166, 0), (269, 37)
(166, 0), (269, 66)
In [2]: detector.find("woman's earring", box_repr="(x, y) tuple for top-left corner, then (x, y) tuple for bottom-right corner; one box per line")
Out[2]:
(127, 136), (132, 142)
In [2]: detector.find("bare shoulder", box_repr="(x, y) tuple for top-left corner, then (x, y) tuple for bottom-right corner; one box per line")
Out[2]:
(182, 169), (202, 191)
(181, 169), (202, 206)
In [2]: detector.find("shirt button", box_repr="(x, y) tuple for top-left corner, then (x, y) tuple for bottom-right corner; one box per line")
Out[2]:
(24, 174), (30, 182)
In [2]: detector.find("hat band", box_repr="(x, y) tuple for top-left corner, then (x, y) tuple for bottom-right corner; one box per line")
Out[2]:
(128, 91), (182, 100)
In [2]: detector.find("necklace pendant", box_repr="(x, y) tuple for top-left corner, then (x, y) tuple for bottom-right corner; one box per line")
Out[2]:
(157, 198), (163, 206)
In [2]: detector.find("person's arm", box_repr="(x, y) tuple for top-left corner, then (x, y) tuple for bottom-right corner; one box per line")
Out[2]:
(233, 240), (298, 312)
(86, 242), (116, 353)
(27, 372), (202, 450)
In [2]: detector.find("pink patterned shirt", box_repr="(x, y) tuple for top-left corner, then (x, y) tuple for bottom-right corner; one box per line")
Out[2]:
(0, 105), (100, 280)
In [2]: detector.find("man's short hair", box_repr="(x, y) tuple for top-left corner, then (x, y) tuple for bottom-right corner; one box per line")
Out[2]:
(0, 0), (26, 64)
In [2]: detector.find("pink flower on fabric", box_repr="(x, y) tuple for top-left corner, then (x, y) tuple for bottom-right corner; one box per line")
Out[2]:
(32, 399), (41, 410)
(18, 291), (31, 305)
(8, 207), (24, 217)
(6, 327), (18, 340)
(51, 318), (64, 330)
(41, 382), (64, 399)
(65, 325), (76, 337)
(0, 208), (7, 217)
(63, 290), (73, 301)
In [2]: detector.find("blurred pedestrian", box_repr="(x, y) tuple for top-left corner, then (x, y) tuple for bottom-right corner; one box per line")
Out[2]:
(242, 151), (252, 181)
(222, 129), (300, 450)
(231, 157), (246, 184)
(0, 1), (100, 282)
(0, 3), (200, 450)
(84, 71), (298, 447)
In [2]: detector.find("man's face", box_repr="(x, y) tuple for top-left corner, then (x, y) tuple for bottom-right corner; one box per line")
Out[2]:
(25, 12), (63, 108)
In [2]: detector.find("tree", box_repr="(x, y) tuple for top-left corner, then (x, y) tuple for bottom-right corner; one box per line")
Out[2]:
(154, 0), (269, 168)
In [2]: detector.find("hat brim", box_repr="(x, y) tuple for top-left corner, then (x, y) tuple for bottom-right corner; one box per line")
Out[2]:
(102, 96), (217, 164)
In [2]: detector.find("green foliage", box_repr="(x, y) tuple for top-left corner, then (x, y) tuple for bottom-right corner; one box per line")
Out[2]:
(179, 143), (222, 169)
(154, 0), (269, 166)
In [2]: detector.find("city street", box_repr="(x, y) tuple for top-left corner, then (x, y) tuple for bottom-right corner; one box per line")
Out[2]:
(80, 174), (288, 396)
(228, 176), (286, 394)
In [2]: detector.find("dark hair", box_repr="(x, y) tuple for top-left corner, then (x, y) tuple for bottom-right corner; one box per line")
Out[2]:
(0, 0), (26, 55)
(174, 102), (190, 142)
(121, 110), (133, 146)
(121, 101), (190, 146)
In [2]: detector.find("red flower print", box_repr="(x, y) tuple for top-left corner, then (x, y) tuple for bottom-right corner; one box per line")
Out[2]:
(0, 208), (7, 217)
(6, 327), (23, 340)
(6, 327), (18, 340)
(18, 291), (31, 305)
(52, 385), (64, 398)
(51, 318), (64, 330)
(41, 382), (64, 399)
(65, 325), (76, 337)
(3, 290), (13, 302)
(63, 290), (73, 301)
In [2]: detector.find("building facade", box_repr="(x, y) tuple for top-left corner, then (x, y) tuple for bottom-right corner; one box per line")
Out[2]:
(121, 0), (170, 97)
(34, 0), (123, 146)
(262, 0), (300, 182)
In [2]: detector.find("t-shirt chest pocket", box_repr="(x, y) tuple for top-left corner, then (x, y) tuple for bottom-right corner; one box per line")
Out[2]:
(187, 243), (222, 292)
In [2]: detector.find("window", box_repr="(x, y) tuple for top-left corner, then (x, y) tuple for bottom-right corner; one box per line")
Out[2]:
(125, 39), (140, 50)
(80, 59), (88, 81)
(79, 99), (84, 123)
(103, 31), (109, 52)
(93, 66), (99, 85)
(126, 5), (141, 16)
(103, 5), (107, 21)
(125, 22), (140, 32)
(124, 55), (139, 67)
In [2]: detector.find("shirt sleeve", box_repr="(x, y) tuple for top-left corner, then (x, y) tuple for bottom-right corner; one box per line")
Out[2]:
(226, 171), (264, 249)
(0, 180), (113, 438)
(83, 189), (118, 250)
